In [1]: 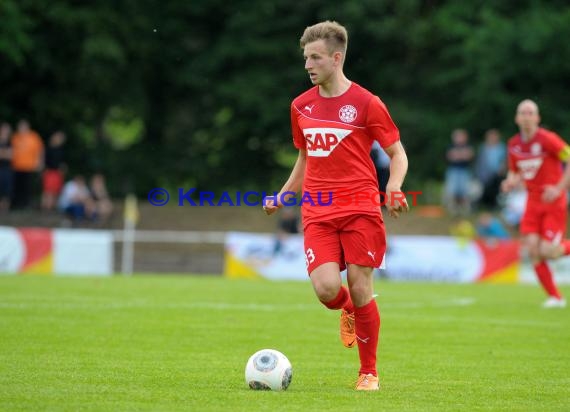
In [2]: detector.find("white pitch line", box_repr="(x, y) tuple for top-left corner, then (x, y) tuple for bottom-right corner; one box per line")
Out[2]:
(0, 299), (561, 327)
(0, 298), (476, 311)
(387, 313), (556, 328)
(0, 302), (318, 311)
(0, 297), (558, 328)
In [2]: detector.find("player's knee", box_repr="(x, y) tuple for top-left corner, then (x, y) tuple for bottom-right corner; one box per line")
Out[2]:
(538, 241), (557, 260)
(313, 282), (339, 302)
(528, 250), (540, 262)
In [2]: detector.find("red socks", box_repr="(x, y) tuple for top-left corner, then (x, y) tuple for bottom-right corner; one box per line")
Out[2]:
(321, 288), (380, 376)
(534, 261), (562, 299)
(354, 299), (380, 376)
(321, 286), (354, 313)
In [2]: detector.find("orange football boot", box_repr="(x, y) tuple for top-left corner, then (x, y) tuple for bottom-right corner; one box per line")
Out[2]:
(340, 309), (356, 348)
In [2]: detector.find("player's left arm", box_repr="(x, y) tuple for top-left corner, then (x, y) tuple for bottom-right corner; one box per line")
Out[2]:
(366, 96), (408, 217)
(384, 140), (409, 218)
(542, 139), (570, 203)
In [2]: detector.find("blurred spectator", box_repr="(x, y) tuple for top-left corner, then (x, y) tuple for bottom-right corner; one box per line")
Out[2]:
(0, 122), (13, 212)
(41, 131), (66, 212)
(89, 173), (113, 223)
(370, 140), (390, 195)
(449, 217), (476, 249)
(11, 119), (44, 209)
(476, 211), (510, 240)
(475, 129), (506, 209)
(444, 129), (475, 216)
(273, 207), (301, 256)
(500, 181), (527, 228)
(58, 175), (95, 222)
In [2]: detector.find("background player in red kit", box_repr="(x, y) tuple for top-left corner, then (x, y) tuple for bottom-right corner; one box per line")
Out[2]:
(502, 99), (570, 308)
(264, 21), (409, 390)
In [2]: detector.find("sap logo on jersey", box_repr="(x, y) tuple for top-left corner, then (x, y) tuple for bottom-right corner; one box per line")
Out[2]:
(517, 157), (543, 180)
(304, 128), (352, 157)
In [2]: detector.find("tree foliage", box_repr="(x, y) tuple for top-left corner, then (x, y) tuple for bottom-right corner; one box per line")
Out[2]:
(2, 0), (570, 196)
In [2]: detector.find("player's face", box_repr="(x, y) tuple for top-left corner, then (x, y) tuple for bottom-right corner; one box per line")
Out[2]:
(515, 102), (540, 130)
(303, 40), (336, 85)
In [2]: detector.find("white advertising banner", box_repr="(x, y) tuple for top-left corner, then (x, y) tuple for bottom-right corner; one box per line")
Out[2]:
(0, 227), (26, 273)
(53, 229), (113, 276)
(225, 232), (307, 280)
(384, 236), (483, 282)
(0, 227), (113, 276)
(224, 232), (521, 283)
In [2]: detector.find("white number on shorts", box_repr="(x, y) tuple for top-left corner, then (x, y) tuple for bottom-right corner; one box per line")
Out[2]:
(305, 248), (315, 267)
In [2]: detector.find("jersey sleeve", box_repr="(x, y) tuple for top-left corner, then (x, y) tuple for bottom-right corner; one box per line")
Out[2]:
(543, 131), (570, 162)
(290, 103), (305, 150)
(366, 96), (400, 148)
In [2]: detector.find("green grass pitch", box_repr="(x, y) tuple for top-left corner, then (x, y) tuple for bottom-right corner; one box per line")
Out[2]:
(1, 275), (569, 411)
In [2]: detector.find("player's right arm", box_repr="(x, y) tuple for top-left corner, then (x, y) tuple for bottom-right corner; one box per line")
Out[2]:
(501, 140), (520, 193)
(501, 170), (521, 193)
(264, 149), (306, 215)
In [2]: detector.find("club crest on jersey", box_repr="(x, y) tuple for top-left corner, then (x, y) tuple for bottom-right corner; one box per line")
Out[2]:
(531, 142), (542, 155)
(304, 127), (352, 157)
(339, 105), (357, 123)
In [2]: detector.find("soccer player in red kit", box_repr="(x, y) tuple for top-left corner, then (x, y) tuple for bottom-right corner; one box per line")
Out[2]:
(502, 99), (570, 308)
(263, 21), (409, 390)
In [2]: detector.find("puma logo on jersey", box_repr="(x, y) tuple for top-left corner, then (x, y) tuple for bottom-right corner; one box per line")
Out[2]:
(367, 251), (376, 261)
(304, 105), (315, 113)
(304, 128), (352, 157)
(516, 157), (543, 180)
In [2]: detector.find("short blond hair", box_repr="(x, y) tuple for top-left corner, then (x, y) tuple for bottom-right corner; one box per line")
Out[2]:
(300, 21), (348, 56)
(517, 99), (539, 115)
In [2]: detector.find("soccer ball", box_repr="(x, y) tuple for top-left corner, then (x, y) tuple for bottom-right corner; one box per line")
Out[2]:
(245, 349), (292, 391)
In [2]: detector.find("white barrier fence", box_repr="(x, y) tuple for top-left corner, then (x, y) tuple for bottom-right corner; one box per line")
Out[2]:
(0, 227), (226, 276)
(2, 226), (570, 284)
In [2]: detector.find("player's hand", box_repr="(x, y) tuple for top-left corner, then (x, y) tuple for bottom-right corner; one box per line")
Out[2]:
(385, 189), (409, 219)
(501, 178), (515, 193)
(262, 195), (281, 215)
(542, 185), (562, 203)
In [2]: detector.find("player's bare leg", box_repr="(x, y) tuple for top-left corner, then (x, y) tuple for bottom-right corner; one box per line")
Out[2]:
(540, 239), (570, 260)
(525, 234), (566, 308)
(310, 262), (356, 348)
(536, 239), (567, 308)
(347, 263), (380, 390)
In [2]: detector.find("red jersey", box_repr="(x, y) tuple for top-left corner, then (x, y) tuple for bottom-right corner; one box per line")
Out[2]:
(507, 127), (570, 203)
(291, 82), (400, 225)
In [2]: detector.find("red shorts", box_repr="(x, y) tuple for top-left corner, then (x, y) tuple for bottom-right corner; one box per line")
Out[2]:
(42, 169), (64, 195)
(520, 199), (568, 242)
(303, 214), (386, 275)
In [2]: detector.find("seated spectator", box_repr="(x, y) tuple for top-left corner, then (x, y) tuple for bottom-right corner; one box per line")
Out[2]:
(476, 211), (510, 240)
(89, 173), (113, 223)
(0, 122), (13, 212)
(41, 131), (66, 212)
(58, 175), (95, 222)
(449, 217), (476, 249)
